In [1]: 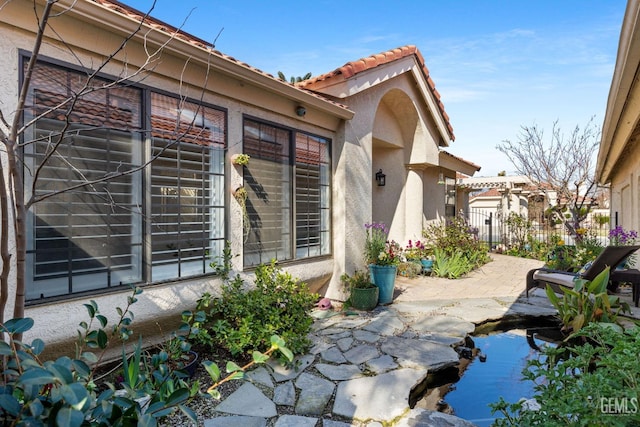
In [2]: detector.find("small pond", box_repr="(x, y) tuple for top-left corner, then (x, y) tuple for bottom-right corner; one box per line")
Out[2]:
(413, 316), (562, 427)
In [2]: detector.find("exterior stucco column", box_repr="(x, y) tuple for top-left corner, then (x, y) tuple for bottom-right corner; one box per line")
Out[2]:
(405, 166), (424, 240)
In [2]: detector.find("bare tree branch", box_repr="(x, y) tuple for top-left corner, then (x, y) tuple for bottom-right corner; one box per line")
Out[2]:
(497, 117), (600, 240)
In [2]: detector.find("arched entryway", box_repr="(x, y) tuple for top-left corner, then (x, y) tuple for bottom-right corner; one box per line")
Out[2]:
(371, 88), (427, 243)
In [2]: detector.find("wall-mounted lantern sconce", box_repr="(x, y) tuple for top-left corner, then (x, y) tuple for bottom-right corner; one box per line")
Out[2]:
(437, 172), (445, 185)
(295, 106), (306, 117)
(375, 169), (386, 186)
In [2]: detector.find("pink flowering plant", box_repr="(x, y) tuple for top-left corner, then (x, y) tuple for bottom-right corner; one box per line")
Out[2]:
(404, 240), (433, 261)
(364, 222), (401, 266)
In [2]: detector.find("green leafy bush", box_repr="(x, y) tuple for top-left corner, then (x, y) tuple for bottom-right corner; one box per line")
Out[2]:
(0, 288), (197, 426)
(491, 323), (640, 426)
(431, 248), (473, 279)
(423, 215), (490, 278)
(196, 261), (318, 359)
(503, 212), (534, 251)
(0, 287), (293, 426)
(545, 267), (629, 335)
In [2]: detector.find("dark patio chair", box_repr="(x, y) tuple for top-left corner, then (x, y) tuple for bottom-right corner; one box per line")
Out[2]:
(526, 244), (640, 299)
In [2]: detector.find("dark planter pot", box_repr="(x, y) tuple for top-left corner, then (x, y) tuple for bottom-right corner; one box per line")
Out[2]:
(176, 351), (199, 378)
(350, 286), (379, 311)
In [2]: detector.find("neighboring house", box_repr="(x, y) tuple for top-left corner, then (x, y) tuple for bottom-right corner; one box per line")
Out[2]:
(465, 175), (536, 219)
(462, 175), (561, 246)
(597, 0), (640, 237)
(1, 0), (479, 351)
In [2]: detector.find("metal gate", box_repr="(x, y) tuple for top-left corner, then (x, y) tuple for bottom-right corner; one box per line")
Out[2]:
(465, 208), (498, 249)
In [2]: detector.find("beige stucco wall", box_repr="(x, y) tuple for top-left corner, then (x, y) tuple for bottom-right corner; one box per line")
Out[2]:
(1, 1), (342, 353)
(608, 153), (640, 233)
(324, 69), (450, 300)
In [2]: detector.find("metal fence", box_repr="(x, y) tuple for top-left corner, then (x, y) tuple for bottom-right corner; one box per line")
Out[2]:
(464, 209), (611, 250)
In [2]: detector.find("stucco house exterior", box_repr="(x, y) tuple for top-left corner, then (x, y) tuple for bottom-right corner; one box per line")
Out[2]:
(597, 0), (640, 236)
(1, 0), (479, 352)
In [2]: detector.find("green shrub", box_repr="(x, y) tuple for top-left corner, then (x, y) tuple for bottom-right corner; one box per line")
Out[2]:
(423, 215), (490, 275)
(491, 323), (640, 426)
(0, 287), (293, 426)
(0, 288), (198, 426)
(545, 267), (629, 335)
(196, 261), (317, 359)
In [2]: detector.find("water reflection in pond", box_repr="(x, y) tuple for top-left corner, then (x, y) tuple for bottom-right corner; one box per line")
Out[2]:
(415, 323), (560, 427)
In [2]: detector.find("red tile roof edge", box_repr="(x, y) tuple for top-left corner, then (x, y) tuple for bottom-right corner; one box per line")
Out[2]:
(298, 45), (455, 141)
(440, 150), (481, 171)
(90, 0), (352, 112)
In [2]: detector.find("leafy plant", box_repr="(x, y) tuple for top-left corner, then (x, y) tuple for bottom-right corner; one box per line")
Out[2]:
(545, 267), (629, 335)
(423, 214), (490, 273)
(196, 261), (318, 360)
(364, 222), (402, 266)
(431, 248), (472, 279)
(404, 239), (433, 261)
(340, 269), (375, 291)
(231, 153), (250, 166)
(203, 335), (292, 400)
(0, 287), (293, 426)
(0, 288), (197, 426)
(503, 212), (534, 251)
(491, 323), (640, 426)
(210, 240), (236, 279)
(544, 241), (577, 271)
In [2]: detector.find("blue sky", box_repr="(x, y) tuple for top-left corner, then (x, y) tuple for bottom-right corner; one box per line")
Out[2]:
(124, 0), (627, 176)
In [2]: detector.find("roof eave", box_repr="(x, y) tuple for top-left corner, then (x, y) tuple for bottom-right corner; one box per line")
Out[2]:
(597, 0), (640, 185)
(64, 0), (354, 120)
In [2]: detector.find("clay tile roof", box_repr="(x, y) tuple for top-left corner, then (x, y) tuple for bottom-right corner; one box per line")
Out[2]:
(90, 0), (351, 112)
(471, 188), (502, 199)
(298, 45), (454, 141)
(440, 150), (481, 171)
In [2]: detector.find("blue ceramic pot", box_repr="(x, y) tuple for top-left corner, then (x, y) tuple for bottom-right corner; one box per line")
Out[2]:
(369, 264), (397, 305)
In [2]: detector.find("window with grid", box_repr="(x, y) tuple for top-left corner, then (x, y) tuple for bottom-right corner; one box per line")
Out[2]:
(242, 118), (330, 267)
(23, 63), (144, 300)
(150, 93), (226, 280)
(295, 133), (330, 258)
(23, 60), (226, 302)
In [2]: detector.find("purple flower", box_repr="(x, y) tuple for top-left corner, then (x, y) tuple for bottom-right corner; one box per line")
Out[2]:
(609, 226), (638, 246)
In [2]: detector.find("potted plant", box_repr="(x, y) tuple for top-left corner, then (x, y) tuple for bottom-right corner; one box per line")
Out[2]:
(364, 222), (401, 304)
(341, 269), (378, 311)
(157, 309), (204, 378)
(231, 153), (250, 166)
(404, 239), (434, 274)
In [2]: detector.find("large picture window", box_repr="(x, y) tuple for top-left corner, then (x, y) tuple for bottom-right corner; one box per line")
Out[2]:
(242, 118), (330, 267)
(23, 60), (226, 301)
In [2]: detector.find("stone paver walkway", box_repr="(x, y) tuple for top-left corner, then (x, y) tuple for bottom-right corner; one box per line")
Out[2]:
(203, 254), (640, 426)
